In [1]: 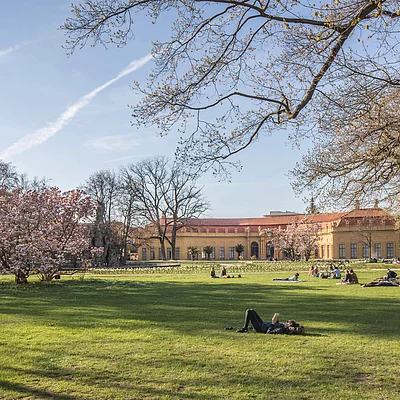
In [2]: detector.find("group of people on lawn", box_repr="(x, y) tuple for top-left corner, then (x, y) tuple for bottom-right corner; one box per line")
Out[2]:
(309, 264), (342, 279)
(210, 265), (240, 278)
(362, 268), (399, 287)
(214, 264), (398, 335)
(309, 264), (360, 284)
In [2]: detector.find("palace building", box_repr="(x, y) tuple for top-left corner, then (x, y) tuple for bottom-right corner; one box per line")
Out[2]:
(136, 202), (399, 261)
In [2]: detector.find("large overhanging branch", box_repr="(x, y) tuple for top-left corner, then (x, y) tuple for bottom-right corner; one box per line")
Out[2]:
(62, 1), (400, 201)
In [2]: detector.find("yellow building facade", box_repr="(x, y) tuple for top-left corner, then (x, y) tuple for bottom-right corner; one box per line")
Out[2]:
(137, 206), (399, 262)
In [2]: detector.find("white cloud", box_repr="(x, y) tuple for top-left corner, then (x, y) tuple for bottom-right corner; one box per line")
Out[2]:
(0, 41), (33, 57)
(85, 134), (141, 150)
(106, 155), (139, 164)
(0, 53), (153, 160)
(0, 44), (21, 57)
(0, 46), (15, 57)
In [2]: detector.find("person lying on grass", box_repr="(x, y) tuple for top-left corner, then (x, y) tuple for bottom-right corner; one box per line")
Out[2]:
(362, 280), (399, 287)
(236, 309), (305, 334)
(273, 273), (300, 281)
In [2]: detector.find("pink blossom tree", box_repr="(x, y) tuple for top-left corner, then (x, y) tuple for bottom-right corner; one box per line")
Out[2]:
(295, 218), (321, 261)
(0, 188), (98, 283)
(273, 217), (320, 261)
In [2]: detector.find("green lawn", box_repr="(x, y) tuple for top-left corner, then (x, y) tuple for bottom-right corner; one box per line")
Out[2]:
(0, 268), (399, 399)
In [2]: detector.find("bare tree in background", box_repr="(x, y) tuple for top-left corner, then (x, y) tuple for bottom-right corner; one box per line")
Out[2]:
(62, 1), (400, 207)
(121, 156), (209, 260)
(121, 156), (171, 260)
(81, 170), (121, 266)
(350, 214), (391, 260)
(0, 161), (20, 189)
(115, 182), (139, 264)
(0, 161), (49, 192)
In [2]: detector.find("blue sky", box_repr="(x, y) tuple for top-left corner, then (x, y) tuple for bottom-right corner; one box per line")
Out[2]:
(0, 0), (309, 218)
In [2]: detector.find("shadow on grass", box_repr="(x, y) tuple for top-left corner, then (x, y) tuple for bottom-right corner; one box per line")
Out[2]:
(0, 379), (80, 400)
(0, 278), (399, 339)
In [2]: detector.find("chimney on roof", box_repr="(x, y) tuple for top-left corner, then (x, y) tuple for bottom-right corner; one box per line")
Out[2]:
(374, 199), (379, 209)
(355, 200), (360, 210)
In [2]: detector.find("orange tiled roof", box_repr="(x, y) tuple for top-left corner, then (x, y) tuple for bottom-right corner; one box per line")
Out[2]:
(183, 212), (346, 232)
(337, 208), (396, 227)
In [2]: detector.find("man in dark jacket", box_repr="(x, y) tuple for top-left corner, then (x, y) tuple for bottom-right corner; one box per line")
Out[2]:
(386, 269), (398, 280)
(236, 309), (304, 334)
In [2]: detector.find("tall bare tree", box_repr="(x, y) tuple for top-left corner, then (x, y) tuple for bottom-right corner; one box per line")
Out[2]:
(121, 156), (209, 260)
(63, 1), (400, 202)
(115, 181), (139, 264)
(82, 170), (121, 265)
(121, 156), (171, 260)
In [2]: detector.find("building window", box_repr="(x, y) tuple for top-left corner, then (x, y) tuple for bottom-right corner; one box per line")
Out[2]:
(374, 243), (381, 259)
(229, 247), (235, 260)
(362, 244), (369, 259)
(314, 246), (319, 259)
(158, 248), (162, 260)
(167, 248), (172, 260)
(321, 245), (325, 259)
(220, 247), (225, 260)
(350, 243), (357, 259)
(327, 245), (330, 258)
(387, 243), (394, 258)
(339, 244), (345, 259)
(150, 248), (155, 260)
(251, 242), (259, 259)
(142, 247), (147, 261)
(210, 247), (216, 260)
(175, 247), (180, 260)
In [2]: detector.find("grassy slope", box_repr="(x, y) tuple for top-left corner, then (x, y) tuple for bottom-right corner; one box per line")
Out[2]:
(0, 269), (399, 399)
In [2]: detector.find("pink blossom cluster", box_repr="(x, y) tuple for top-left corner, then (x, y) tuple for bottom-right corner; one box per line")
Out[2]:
(273, 217), (320, 261)
(0, 187), (98, 282)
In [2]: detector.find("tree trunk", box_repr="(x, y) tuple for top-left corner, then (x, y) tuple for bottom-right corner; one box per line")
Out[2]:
(159, 239), (167, 260)
(15, 269), (28, 284)
(171, 226), (177, 260)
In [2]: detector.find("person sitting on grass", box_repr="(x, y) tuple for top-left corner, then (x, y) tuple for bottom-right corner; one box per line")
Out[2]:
(236, 309), (305, 334)
(385, 268), (398, 280)
(210, 266), (218, 278)
(273, 273), (300, 281)
(341, 269), (358, 284)
(330, 266), (341, 279)
(350, 269), (359, 284)
(220, 265), (236, 278)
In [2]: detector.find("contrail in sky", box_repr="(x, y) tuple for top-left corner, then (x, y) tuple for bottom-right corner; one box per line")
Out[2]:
(0, 53), (152, 160)
(0, 43), (23, 57)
